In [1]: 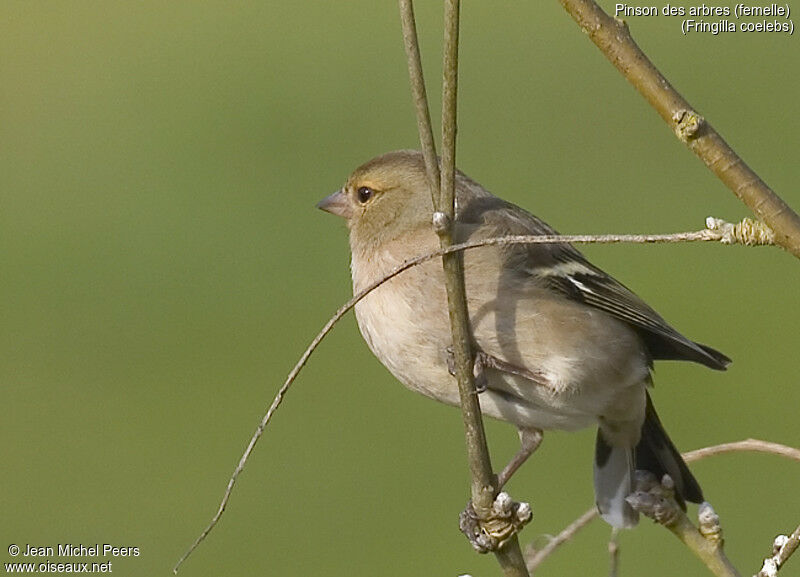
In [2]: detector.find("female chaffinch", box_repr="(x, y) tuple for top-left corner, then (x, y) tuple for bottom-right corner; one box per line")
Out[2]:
(318, 150), (729, 528)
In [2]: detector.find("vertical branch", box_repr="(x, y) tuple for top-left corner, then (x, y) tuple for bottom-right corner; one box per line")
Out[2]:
(437, 0), (496, 507)
(439, 0), (459, 217)
(557, 0), (800, 259)
(399, 1), (531, 575)
(398, 0), (440, 200)
(608, 528), (620, 577)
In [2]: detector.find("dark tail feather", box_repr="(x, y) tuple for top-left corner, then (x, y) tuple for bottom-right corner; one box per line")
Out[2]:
(635, 392), (703, 507)
(640, 332), (731, 371)
(696, 342), (732, 371)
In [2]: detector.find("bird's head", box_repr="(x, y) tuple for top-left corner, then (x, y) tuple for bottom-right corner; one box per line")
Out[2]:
(317, 150), (436, 250)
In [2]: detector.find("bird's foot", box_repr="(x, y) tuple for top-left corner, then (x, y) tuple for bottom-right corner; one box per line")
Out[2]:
(445, 347), (488, 393)
(626, 471), (681, 526)
(459, 492), (532, 553)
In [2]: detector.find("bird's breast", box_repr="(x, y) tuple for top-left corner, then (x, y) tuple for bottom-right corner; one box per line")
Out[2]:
(353, 253), (457, 404)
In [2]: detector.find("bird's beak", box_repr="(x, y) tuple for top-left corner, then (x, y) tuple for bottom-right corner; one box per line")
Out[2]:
(316, 188), (352, 219)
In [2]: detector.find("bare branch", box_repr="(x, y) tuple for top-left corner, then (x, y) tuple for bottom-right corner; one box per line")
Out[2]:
(436, 0), (508, 553)
(557, 0), (800, 259)
(608, 528), (620, 577)
(526, 507), (598, 573)
(627, 481), (741, 577)
(398, 0), (440, 201)
(525, 439), (800, 573)
(172, 292), (358, 573)
(402, 0), (531, 574)
(756, 525), (800, 577)
(684, 439), (800, 464)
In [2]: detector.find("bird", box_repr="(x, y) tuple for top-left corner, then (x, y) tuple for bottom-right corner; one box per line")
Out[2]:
(317, 149), (730, 528)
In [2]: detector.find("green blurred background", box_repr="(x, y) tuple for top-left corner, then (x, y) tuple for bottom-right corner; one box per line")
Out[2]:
(2, 2), (798, 575)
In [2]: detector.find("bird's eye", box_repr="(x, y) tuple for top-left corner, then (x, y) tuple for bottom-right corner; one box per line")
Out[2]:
(356, 186), (374, 204)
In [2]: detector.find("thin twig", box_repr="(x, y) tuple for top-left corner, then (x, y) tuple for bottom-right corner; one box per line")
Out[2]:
(526, 507), (598, 573)
(403, 0), (531, 574)
(557, 0), (800, 258)
(172, 299), (353, 573)
(398, 0), (440, 201)
(174, 226), (760, 572)
(684, 440), (800, 464)
(524, 439), (800, 573)
(755, 525), (800, 577)
(608, 528), (620, 577)
(437, 0), (499, 536)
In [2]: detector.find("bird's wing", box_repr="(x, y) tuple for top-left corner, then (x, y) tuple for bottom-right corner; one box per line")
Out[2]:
(455, 192), (730, 370)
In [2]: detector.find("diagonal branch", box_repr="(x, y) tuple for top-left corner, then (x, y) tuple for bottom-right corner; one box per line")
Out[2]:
(755, 524), (800, 577)
(626, 489), (741, 577)
(526, 439), (800, 574)
(557, 0), (800, 259)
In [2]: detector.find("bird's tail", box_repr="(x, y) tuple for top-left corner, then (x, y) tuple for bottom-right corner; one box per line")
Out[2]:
(635, 392), (704, 506)
(594, 392), (703, 528)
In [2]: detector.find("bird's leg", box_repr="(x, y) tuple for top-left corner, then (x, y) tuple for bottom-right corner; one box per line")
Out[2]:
(474, 351), (552, 389)
(497, 427), (544, 489)
(445, 348), (546, 487)
(472, 351), (489, 393)
(445, 348), (542, 551)
(458, 429), (541, 553)
(445, 348), (551, 393)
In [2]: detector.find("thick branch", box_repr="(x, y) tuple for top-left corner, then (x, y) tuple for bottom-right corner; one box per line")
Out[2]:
(624, 478), (740, 577)
(648, 499), (740, 577)
(557, 0), (800, 259)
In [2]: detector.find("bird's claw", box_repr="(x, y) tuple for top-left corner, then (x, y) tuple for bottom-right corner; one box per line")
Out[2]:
(625, 471), (680, 526)
(445, 347), (488, 393)
(445, 346), (456, 376)
(459, 492), (532, 553)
